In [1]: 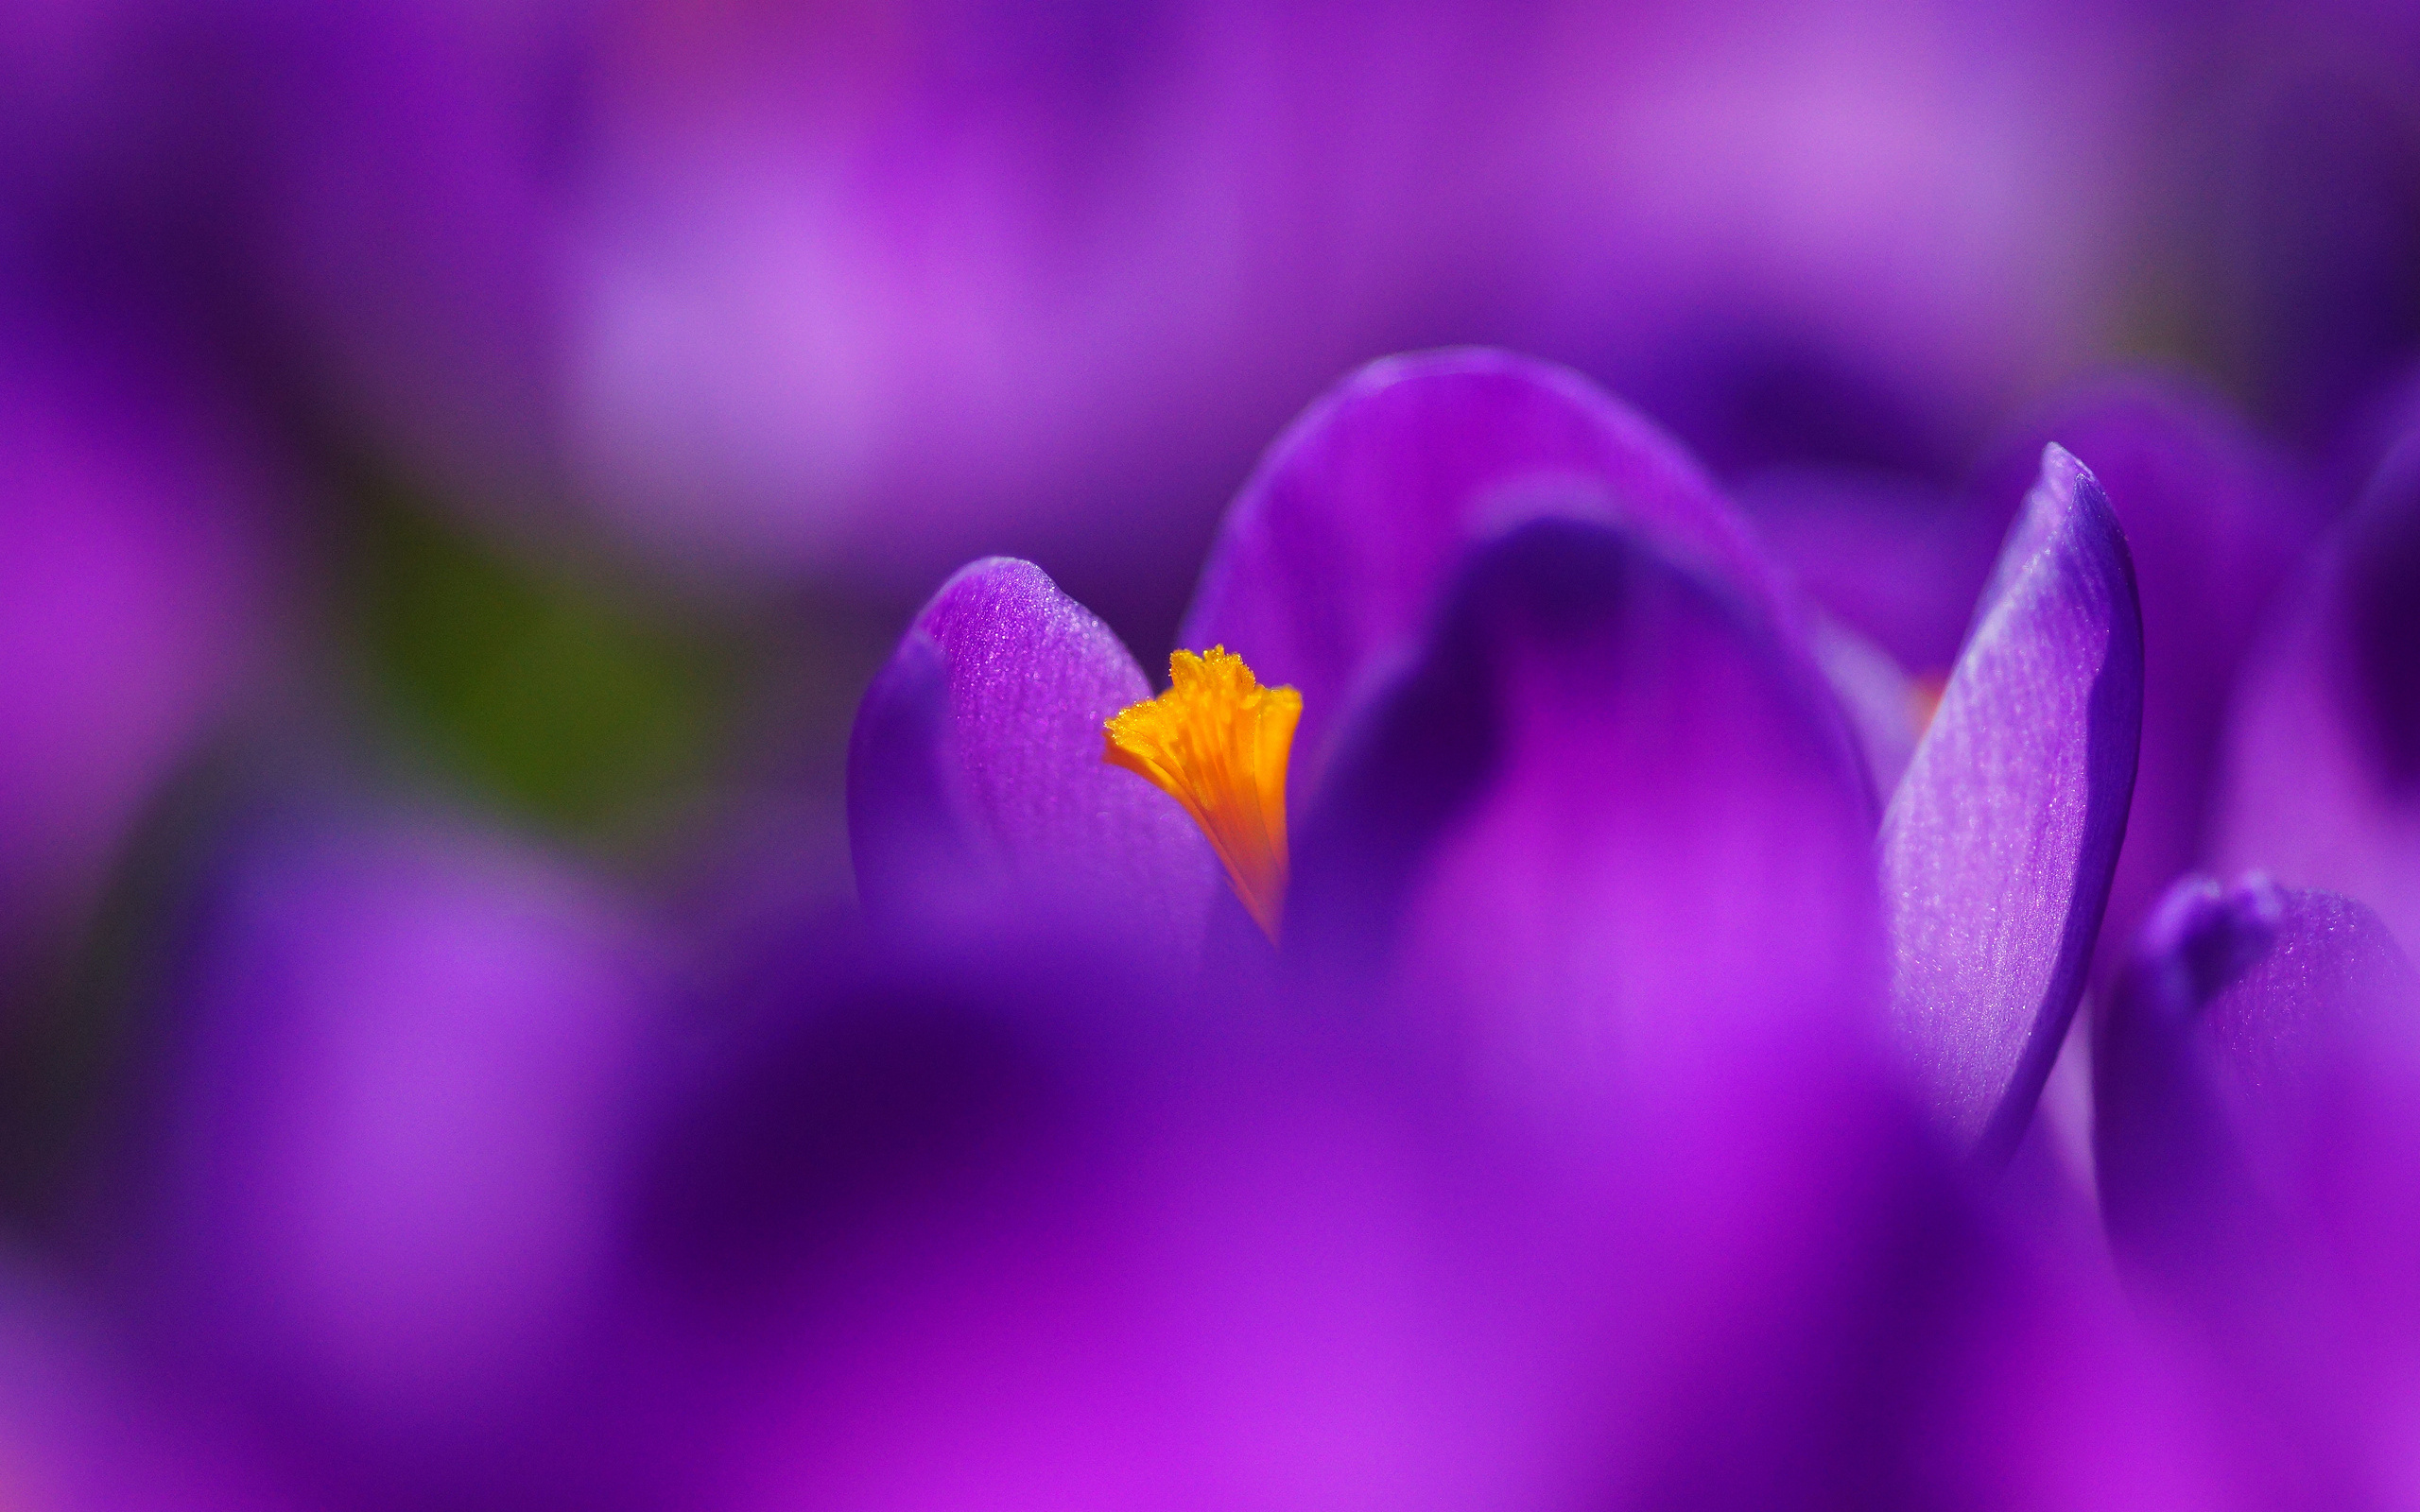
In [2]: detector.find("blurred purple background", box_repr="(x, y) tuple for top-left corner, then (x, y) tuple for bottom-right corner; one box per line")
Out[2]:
(3, 0), (2420, 1505)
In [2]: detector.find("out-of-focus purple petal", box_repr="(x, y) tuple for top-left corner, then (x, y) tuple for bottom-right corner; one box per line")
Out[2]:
(1181, 350), (1816, 795)
(1965, 379), (2325, 993)
(1591, 1076), (2242, 1509)
(0, 1261), (299, 1511)
(1287, 514), (1883, 1124)
(2095, 874), (2420, 1497)
(127, 804), (660, 1506)
(2099, 876), (2420, 1271)
(0, 312), (274, 977)
(1810, 614), (1923, 801)
(623, 935), (2238, 1510)
(2092, 874), (2289, 1298)
(847, 558), (1218, 955)
(620, 952), (1570, 1511)
(2213, 429), (2420, 954)
(1879, 444), (2142, 1161)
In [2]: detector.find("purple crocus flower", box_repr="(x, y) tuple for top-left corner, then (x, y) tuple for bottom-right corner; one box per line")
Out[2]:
(853, 349), (2145, 1169)
(1743, 377), (2322, 1024)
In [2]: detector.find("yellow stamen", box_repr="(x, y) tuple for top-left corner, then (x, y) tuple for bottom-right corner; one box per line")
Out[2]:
(1105, 646), (1300, 942)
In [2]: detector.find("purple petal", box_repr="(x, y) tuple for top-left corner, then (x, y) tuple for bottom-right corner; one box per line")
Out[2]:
(1879, 444), (2143, 1161)
(1287, 514), (1883, 1116)
(621, 954), (1569, 1510)
(1810, 613), (1924, 802)
(1180, 349), (1814, 798)
(2091, 874), (2288, 1297)
(1963, 379), (2325, 995)
(128, 805), (660, 1501)
(2096, 873), (2420, 1470)
(0, 1263), (296, 1510)
(847, 558), (1217, 955)
(0, 316), (273, 974)
(2213, 430), (2420, 955)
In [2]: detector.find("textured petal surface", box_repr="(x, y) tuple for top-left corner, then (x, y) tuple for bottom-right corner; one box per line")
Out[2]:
(1879, 445), (2143, 1160)
(1180, 349), (1816, 797)
(848, 558), (1219, 954)
(2214, 428), (2420, 955)
(1962, 380), (2325, 991)
(1287, 514), (1883, 1123)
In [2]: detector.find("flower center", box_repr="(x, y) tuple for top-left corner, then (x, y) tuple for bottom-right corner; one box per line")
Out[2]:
(1104, 646), (1300, 942)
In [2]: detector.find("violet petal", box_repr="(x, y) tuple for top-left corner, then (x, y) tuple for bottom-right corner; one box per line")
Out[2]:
(847, 558), (1218, 954)
(1963, 379), (2325, 994)
(1879, 444), (2143, 1162)
(2096, 873), (2420, 1465)
(130, 804), (660, 1503)
(1180, 349), (1815, 797)
(1288, 514), (1883, 1113)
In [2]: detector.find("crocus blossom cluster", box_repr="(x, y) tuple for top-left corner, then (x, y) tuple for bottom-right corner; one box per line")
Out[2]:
(827, 351), (2400, 1500)
(12, 337), (2405, 1509)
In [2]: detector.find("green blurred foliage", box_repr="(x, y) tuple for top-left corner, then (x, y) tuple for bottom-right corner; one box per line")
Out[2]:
(350, 491), (753, 842)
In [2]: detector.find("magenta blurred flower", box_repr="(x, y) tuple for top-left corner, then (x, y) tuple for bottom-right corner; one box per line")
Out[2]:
(620, 933), (2224, 1510)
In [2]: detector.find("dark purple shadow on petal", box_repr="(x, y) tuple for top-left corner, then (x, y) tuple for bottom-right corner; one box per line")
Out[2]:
(2093, 874), (2283, 1297)
(2342, 437), (2420, 787)
(1880, 445), (2143, 1164)
(1179, 349), (1812, 799)
(1287, 513), (1882, 1122)
(845, 629), (994, 939)
(845, 558), (1216, 956)
(2214, 420), (2420, 956)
